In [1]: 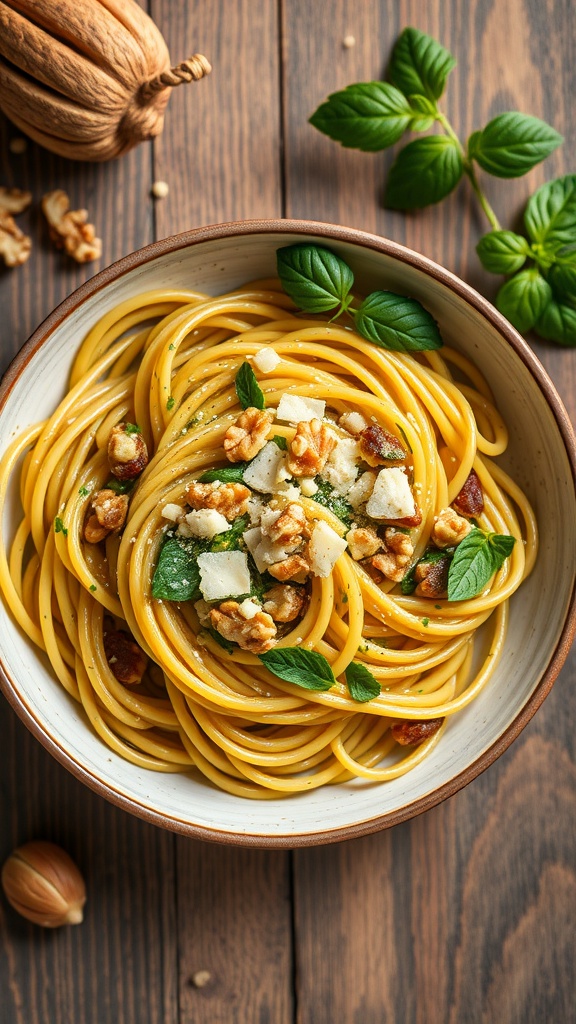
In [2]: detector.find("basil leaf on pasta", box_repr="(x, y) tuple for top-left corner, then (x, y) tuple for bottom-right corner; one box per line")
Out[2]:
(207, 628), (235, 653)
(311, 477), (354, 526)
(209, 514), (250, 552)
(151, 535), (204, 602)
(447, 530), (515, 601)
(259, 648), (336, 691)
(276, 244), (354, 313)
(199, 464), (248, 483)
(235, 362), (265, 410)
(345, 662), (381, 703)
(353, 291), (443, 351)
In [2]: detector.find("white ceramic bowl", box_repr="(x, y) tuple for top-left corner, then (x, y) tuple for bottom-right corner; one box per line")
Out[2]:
(1, 220), (575, 846)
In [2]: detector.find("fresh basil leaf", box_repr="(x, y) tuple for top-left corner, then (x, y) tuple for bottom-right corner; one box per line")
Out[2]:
(548, 263), (576, 306)
(259, 647), (336, 691)
(469, 113), (563, 179)
(407, 94), (437, 132)
(389, 27), (456, 102)
(535, 299), (576, 347)
(309, 82), (413, 152)
(496, 269), (552, 333)
(235, 361), (265, 410)
(210, 513), (250, 552)
(476, 231), (531, 275)
(151, 535), (205, 602)
(384, 136), (464, 209)
(272, 434), (288, 450)
(312, 477), (354, 527)
(345, 662), (381, 703)
(447, 529), (515, 601)
(353, 291), (443, 352)
(524, 175), (576, 251)
(276, 244), (354, 313)
(199, 464), (248, 483)
(401, 549), (449, 595)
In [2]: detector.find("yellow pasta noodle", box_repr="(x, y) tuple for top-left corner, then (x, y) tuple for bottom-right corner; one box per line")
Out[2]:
(0, 279), (538, 798)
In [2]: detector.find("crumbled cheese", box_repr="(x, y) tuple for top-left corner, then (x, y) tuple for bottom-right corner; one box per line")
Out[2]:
(184, 508), (230, 539)
(242, 525), (292, 573)
(365, 467), (415, 520)
(161, 503), (184, 522)
(196, 551), (251, 601)
(308, 520), (347, 578)
(194, 599), (211, 626)
(238, 598), (261, 620)
(278, 484), (301, 501)
(243, 441), (287, 493)
(322, 437), (360, 496)
(300, 477), (319, 497)
(253, 347), (281, 373)
(260, 508), (282, 535)
(276, 394), (326, 423)
(347, 470), (377, 509)
(339, 410), (368, 435)
(247, 495), (266, 525)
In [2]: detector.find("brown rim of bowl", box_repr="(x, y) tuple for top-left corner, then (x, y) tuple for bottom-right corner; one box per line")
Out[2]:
(0, 218), (575, 848)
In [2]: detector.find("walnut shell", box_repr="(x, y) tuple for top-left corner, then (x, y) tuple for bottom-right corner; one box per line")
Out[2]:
(0, 0), (210, 162)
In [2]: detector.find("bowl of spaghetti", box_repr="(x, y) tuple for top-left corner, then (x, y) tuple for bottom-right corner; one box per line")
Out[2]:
(0, 220), (574, 845)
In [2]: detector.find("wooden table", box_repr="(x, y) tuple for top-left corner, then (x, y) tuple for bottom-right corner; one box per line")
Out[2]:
(1, 3), (574, 1021)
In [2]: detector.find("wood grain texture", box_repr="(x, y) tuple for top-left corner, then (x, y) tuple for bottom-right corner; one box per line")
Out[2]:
(0, 1), (575, 1022)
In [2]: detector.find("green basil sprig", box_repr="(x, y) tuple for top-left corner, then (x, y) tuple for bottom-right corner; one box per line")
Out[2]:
(309, 26), (569, 346)
(235, 361), (265, 409)
(259, 647), (336, 691)
(477, 176), (576, 346)
(447, 529), (516, 602)
(277, 244), (443, 352)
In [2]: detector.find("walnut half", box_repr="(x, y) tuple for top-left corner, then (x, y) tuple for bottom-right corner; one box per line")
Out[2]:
(84, 489), (129, 543)
(0, 187), (32, 267)
(41, 189), (102, 263)
(209, 601), (277, 653)
(287, 419), (337, 476)
(223, 407), (274, 462)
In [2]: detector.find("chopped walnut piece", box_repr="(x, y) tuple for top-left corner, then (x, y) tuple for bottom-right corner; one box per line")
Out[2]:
(223, 407), (274, 462)
(41, 189), (102, 263)
(108, 424), (148, 480)
(209, 601), (277, 653)
(452, 469), (484, 518)
(0, 187), (32, 267)
(103, 626), (148, 685)
(392, 718), (444, 746)
(263, 584), (306, 623)
(346, 526), (382, 561)
(358, 424), (406, 466)
(287, 419), (337, 477)
(268, 553), (310, 583)
(186, 480), (250, 521)
(84, 488), (129, 543)
(414, 555), (451, 599)
(431, 507), (472, 549)
(385, 507), (423, 529)
(266, 503), (309, 547)
(369, 528), (414, 582)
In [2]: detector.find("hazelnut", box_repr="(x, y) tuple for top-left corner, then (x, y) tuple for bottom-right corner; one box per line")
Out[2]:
(1, 840), (86, 927)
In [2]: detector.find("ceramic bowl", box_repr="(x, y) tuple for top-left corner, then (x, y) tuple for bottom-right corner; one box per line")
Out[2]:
(1, 220), (575, 846)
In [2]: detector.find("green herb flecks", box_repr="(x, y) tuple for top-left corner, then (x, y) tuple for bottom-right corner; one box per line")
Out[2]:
(105, 477), (135, 495)
(209, 514), (250, 552)
(54, 516), (68, 536)
(124, 423), (141, 435)
(311, 477), (355, 527)
(199, 463), (249, 484)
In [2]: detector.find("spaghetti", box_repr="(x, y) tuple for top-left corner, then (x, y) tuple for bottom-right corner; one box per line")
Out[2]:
(0, 278), (538, 798)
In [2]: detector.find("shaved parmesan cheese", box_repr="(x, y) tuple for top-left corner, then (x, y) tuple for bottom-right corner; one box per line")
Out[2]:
(243, 525), (293, 572)
(243, 441), (287, 493)
(276, 393), (326, 423)
(184, 508), (229, 539)
(300, 477), (318, 496)
(161, 503), (184, 522)
(346, 470), (377, 509)
(322, 437), (360, 495)
(196, 551), (251, 601)
(365, 468), (415, 520)
(253, 347), (281, 373)
(308, 520), (347, 578)
(339, 411), (368, 435)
